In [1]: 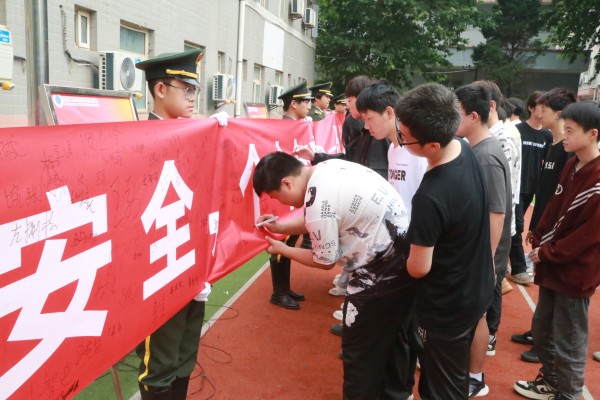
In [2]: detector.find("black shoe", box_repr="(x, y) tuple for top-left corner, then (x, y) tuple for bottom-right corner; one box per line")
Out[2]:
(330, 323), (343, 336)
(270, 293), (300, 310)
(288, 290), (305, 301)
(469, 372), (489, 397)
(511, 330), (534, 345)
(521, 349), (540, 363)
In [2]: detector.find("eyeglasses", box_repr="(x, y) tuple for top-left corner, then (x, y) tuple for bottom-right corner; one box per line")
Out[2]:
(163, 82), (200, 101)
(395, 119), (423, 147)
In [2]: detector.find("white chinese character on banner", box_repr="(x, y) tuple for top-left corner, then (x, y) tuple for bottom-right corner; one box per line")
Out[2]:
(141, 160), (195, 300)
(239, 144), (261, 222)
(0, 186), (111, 400)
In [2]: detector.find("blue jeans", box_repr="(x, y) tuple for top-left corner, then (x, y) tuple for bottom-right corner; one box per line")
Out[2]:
(532, 286), (589, 399)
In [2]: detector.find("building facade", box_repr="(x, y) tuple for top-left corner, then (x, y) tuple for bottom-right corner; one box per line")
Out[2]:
(577, 45), (599, 101)
(0, 0), (319, 127)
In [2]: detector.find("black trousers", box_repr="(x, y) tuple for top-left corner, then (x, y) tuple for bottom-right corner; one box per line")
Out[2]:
(269, 235), (300, 294)
(342, 290), (417, 400)
(417, 322), (477, 400)
(509, 193), (534, 275)
(486, 272), (504, 335)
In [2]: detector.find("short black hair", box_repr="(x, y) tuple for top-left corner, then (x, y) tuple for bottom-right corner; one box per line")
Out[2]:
(507, 97), (525, 116)
(253, 152), (304, 196)
(497, 106), (507, 122)
(538, 88), (577, 112)
(501, 98), (516, 117)
(345, 75), (377, 98)
(472, 80), (503, 106)
(355, 81), (400, 113)
(455, 83), (491, 124)
(394, 83), (460, 147)
(560, 101), (600, 142)
(526, 91), (545, 116)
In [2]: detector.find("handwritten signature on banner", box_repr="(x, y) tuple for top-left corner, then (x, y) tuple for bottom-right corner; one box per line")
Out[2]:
(0, 114), (343, 399)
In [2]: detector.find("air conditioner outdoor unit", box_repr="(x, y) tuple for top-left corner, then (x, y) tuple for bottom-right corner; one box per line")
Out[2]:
(269, 85), (284, 106)
(303, 8), (316, 28)
(213, 73), (235, 102)
(290, 0), (304, 18)
(99, 51), (145, 92)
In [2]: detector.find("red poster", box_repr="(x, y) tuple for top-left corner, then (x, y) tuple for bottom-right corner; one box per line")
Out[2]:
(50, 92), (138, 124)
(0, 116), (343, 399)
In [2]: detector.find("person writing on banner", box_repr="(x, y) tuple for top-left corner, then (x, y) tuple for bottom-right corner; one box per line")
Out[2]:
(253, 152), (416, 399)
(294, 77), (389, 333)
(262, 81), (313, 311)
(134, 49), (226, 400)
(395, 83), (495, 399)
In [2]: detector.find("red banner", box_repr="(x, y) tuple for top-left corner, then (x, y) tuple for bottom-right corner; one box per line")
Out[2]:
(0, 114), (342, 399)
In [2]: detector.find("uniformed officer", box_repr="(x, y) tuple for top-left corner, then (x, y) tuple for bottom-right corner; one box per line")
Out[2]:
(279, 80), (313, 120)
(332, 94), (347, 115)
(134, 49), (211, 400)
(263, 81), (312, 310)
(308, 81), (333, 121)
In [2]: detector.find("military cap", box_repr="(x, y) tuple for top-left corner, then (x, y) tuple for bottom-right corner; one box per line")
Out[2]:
(309, 82), (333, 97)
(135, 48), (203, 86)
(278, 81), (314, 101)
(333, 93), (346, 104)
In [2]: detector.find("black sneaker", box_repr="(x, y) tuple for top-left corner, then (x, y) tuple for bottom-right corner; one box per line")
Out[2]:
(330, 323), (343, 336)
(521, 349), (540, 363)
(486, 336), (496, 356)
(512, 330), (534, 345)
(469, 372), (489, 397)
(514, 373), (557, 399)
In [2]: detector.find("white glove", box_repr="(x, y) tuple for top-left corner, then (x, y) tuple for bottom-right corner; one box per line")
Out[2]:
(210, 111), (229, 127)
(193, 282), (212, 302)
(302, 116), (313, 123)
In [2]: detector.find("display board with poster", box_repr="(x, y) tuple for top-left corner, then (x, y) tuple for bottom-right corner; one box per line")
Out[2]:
(40, 84), (139, 125)
(244, 102), (269, 119)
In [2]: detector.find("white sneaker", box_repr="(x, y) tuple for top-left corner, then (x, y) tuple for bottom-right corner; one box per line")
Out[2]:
(333, 310), (343, 321)
(340, 302), (344, 310)
(329, 287), (346, 296)
(332, 274), (341, 286)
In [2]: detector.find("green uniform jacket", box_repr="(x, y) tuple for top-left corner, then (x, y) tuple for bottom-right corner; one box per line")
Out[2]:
(308, 105), (325, 121)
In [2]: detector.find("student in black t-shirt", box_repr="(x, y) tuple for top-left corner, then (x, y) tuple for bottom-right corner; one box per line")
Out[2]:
(510, 91), (553, 285)
(395, 83), (495, 400)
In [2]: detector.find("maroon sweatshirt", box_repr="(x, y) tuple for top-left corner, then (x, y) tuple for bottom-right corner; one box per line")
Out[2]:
(532, 154), (600, 298)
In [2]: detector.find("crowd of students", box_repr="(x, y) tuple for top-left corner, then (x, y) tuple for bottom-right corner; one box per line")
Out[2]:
(255, 76), (600, 400)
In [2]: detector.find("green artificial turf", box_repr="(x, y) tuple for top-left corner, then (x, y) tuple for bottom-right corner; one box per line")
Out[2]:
(74, 252), (269, 399)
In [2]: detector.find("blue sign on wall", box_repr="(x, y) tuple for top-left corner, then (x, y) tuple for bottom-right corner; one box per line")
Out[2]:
(0, 29), (12, 44)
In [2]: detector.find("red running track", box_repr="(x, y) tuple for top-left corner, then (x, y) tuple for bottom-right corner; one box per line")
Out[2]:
(189, 209), (599, 399)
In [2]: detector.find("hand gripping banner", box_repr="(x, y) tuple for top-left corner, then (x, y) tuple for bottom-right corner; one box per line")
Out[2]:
(0, 114), (343, 399)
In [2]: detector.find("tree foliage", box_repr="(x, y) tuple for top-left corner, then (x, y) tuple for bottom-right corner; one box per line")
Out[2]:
(315, 0), (479, 92)
(472, 0), (546, 96)
(544, 0), (600, 75)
